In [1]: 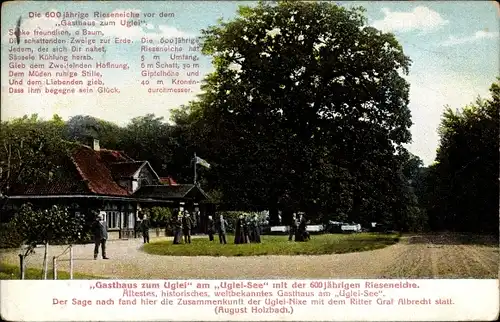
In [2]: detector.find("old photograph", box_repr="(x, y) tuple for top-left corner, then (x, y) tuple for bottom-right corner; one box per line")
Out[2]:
(1, 1), (498, 283)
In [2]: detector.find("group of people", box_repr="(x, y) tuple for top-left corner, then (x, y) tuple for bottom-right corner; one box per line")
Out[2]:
(234, 214), (262, 244)
(170, 210), (196, 244)
(288, 212), (310, 242)
(206, 213), (263, 244)
(207, 214), (228, 244)
(90, 209), (310, 260)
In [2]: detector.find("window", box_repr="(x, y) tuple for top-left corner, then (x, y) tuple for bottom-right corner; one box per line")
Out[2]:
(128, 212), (135, 228)
(106, 211), (133, 229)
(106, 211), (120, 229)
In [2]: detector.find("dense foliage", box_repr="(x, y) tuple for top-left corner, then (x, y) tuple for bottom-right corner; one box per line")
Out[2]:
(182, 1), (416, 228)
(415, 80), (499, 235)
(0, 2), (497, 235)
(10, 204), (85, 255)
(141, 207), (173, 228)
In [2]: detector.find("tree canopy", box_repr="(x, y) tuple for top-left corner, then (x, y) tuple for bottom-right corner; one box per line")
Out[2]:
(179, 1), (415, 227)
(420, 79), (499, 234)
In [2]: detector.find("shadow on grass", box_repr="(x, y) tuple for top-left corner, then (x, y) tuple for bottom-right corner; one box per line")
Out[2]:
(0, 262), (105, 280)
(142, 233), (400, 257)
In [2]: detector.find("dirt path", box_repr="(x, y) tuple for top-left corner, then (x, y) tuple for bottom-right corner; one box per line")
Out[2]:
(1, 235), (497, 279)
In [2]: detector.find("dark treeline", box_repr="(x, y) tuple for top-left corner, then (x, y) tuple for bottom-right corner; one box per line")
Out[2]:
(1, 1), (498, 234)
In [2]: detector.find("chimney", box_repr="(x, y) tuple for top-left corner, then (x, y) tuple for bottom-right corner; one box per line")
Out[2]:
(93, 139), (100, 151)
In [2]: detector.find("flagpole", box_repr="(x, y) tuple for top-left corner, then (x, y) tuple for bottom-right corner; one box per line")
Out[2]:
(194, 152), (197, 185)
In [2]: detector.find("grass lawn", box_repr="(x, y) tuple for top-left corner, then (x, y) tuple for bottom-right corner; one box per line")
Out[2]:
(143, 233), (400, 256)
(0, 262), (105, 280)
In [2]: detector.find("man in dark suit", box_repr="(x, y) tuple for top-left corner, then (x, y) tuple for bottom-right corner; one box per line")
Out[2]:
(92, 214), (109, 259)
(182, 211), (193, 244)
(217, 214), (227, 244)
(140, 214), (150, 243)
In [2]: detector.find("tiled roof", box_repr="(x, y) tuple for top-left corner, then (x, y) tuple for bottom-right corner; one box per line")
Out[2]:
(133, 184), (209, 200)
(98, 149), (134, 164)
(8, 180), (90, 195)
(109, 161), (145, 178)
(70, 146), (130, 196)
(159, 177), (178, 185)
(7, 144), (207, 201)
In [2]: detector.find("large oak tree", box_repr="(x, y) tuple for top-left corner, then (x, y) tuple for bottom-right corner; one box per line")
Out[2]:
(186, 1), (415, 226)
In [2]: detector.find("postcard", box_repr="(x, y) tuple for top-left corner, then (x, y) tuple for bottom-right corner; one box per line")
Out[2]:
(1, 1), (499, 321)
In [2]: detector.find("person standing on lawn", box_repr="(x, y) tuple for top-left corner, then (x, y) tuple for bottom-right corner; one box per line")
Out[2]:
(247, 214), (255, 242)
(92, 213), (109, 260)
(207, 215), (215, 241)
(217, 214), (228, 244)
(234, 214), (245, 244)
(253, 214), (261, 243)
(140, 214), (150, 244)
(172, 211), (183, 244)
(182, 211), (193, 244)
(296, 213), (309, 242)
(243, 214), (251, 243)
(289, 213), (298, 241)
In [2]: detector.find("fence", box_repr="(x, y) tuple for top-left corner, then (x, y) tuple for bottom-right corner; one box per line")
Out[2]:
(51, 245), (74, 280)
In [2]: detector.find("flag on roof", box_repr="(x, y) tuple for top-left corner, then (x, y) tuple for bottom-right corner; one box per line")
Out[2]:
(195, 156), (211, 169)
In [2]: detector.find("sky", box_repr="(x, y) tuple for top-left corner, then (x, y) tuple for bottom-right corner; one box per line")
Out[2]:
(1, 1), (499, 165)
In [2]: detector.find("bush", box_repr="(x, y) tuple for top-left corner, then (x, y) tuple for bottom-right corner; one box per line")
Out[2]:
(143, 207), (172, 228)
(0, 222), (23, 249)
(10, 203), (86, 252)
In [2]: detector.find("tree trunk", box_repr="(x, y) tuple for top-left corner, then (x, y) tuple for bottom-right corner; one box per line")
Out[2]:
(42, 242), (49, 280)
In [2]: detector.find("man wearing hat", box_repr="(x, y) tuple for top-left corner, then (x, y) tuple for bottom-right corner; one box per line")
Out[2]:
(182, 211), (194, 244)
(140, 213), (150, 244)
(217, 214), (228, 244)
(92, 213), (109, 259)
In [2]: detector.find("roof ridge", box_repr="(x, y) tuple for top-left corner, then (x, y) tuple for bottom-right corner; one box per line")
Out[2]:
(110, 161), (145, 165)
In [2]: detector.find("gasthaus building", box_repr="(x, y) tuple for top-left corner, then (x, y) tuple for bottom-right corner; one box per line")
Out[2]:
(3, 140), (213, 239)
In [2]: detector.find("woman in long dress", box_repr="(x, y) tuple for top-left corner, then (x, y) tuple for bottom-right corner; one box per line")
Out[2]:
(234, 215), (245, 244)
(296, 214), (307, 242)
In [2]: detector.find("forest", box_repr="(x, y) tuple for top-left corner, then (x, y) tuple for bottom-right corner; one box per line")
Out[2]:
(1, 1), (498, 235)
